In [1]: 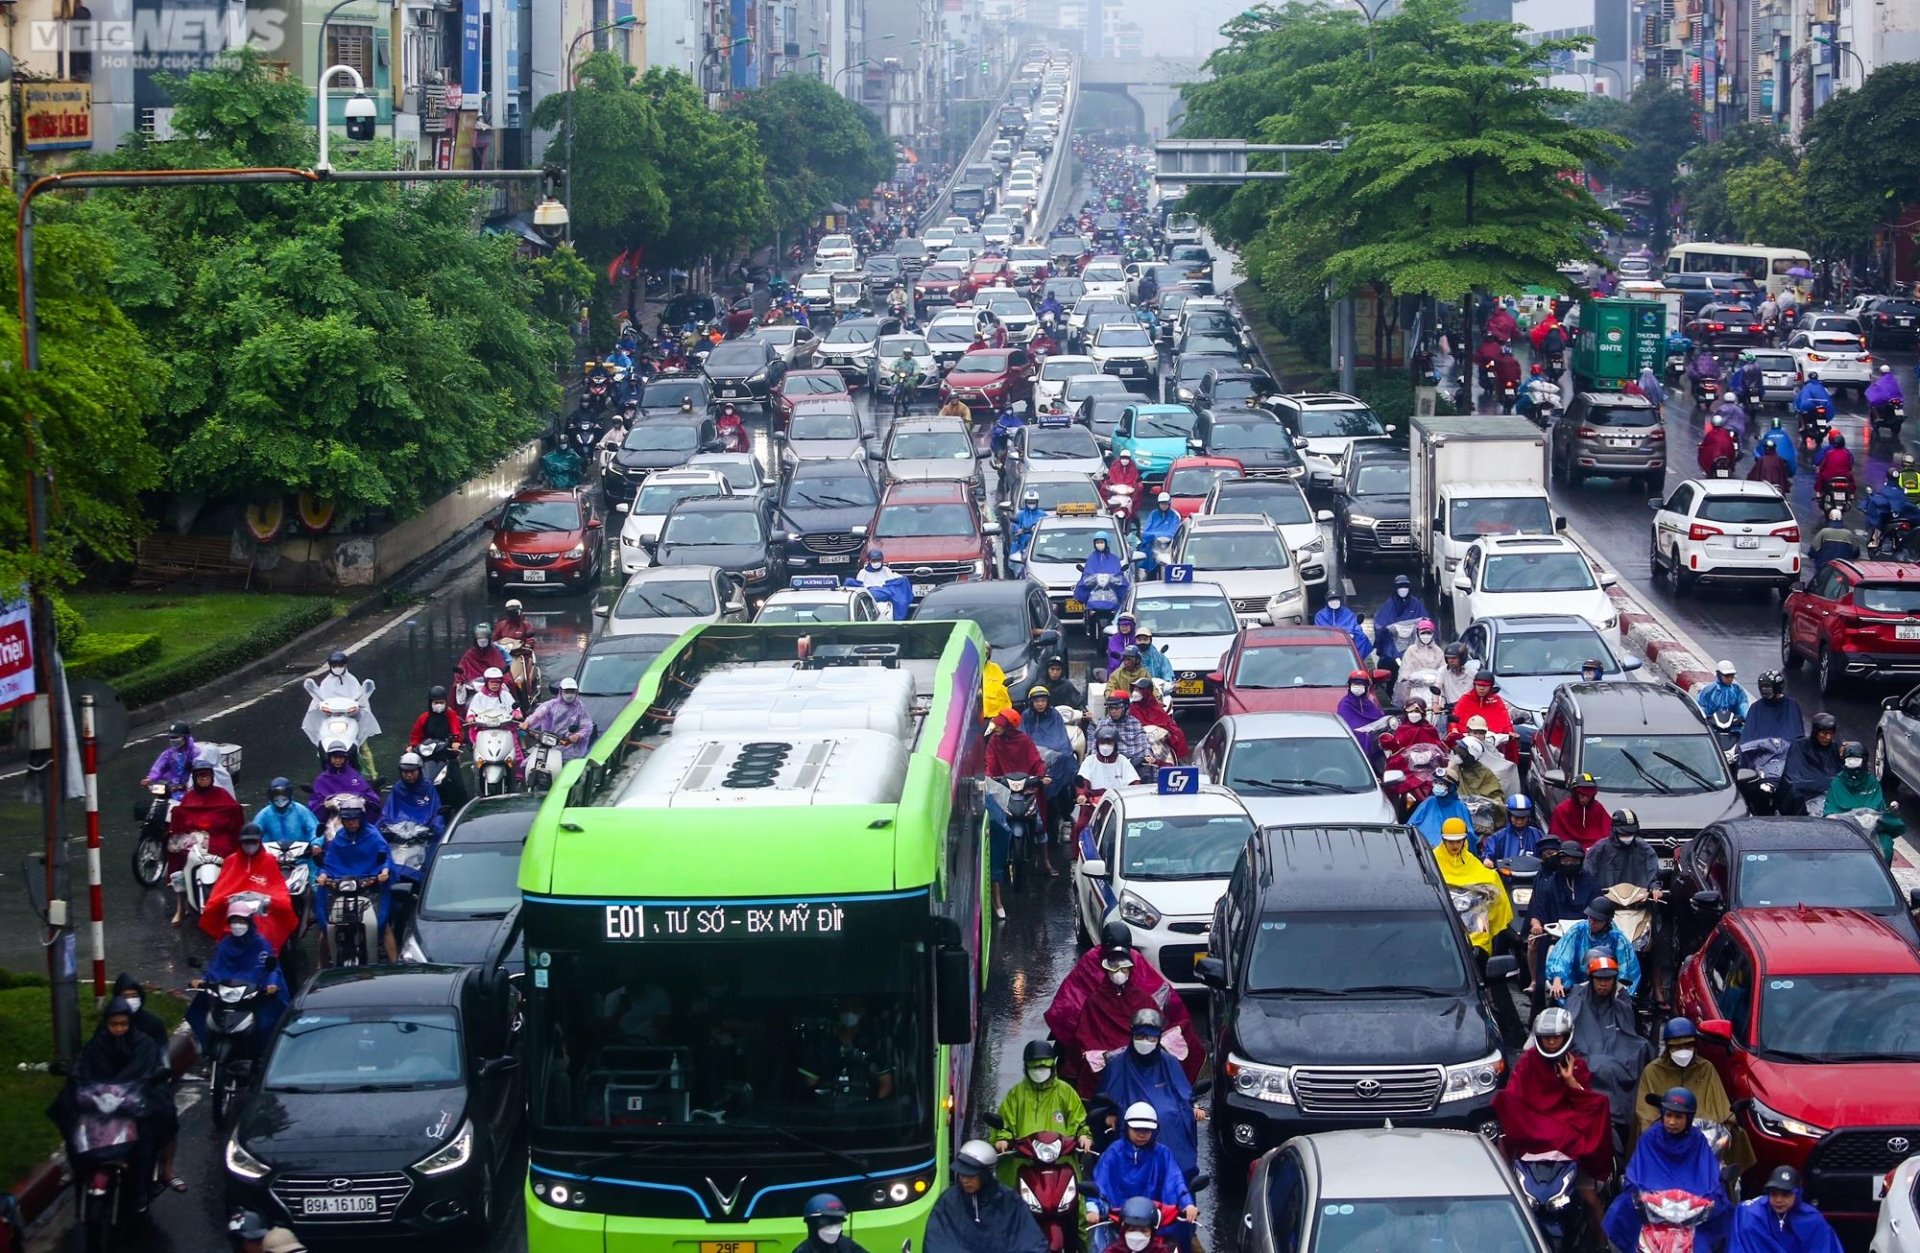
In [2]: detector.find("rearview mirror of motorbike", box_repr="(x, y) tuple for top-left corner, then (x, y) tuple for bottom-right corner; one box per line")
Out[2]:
(981, 1110), (1007, 1130)
(1191, 1080), (1212, 1099)
(1735, 768), (1759, 785)
(1190, 1174), (1212, 1195)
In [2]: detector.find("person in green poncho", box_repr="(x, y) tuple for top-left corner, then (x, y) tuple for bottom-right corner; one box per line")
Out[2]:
(993, 1040), (1092, 1186)
(1634, 1017), (1754, 1172)
(1823, 740), (1885, 820)
(1875, 807), (1906, 863)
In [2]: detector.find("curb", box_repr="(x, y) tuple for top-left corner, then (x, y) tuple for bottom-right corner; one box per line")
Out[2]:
(1559, 524), (1717, 693)
(8, 1026), (199, 1231)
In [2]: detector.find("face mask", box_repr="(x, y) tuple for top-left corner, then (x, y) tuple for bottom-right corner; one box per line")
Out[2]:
(817, 1226), (844, 1246)
(431, 701), (447, 713)
(838, 1012), (860, 1029)
(1027, 1066), (1053, 1085)
(1125, 1232), (1152, 1251)
(124, 995), (142, 1013)
(229, 922), (249, 938)
(1326, 600), (1342, 611)
(1108, 967), (1130, 986)
(1097, 743), (1118, 760)
(1617, 833), (1637, 844)
(1432, 783), (1451, 797)
(169, 737), (186, 750)
(561, 693), (578, 704)
(1669, 1048), (1695, 1068)
(1396, 587), (1410, 598)
(1407, 709), (1425, 724)
(329, 664), (346, 676)
(1132, 1037), (1159, 1055)
(1418, 631), (1435, 643)
(272, 796), (291, 809)
(1349, 683), (1367, 696)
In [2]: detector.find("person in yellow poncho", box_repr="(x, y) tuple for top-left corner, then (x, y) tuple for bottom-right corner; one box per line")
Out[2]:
(1434, 817), (1514, 953)
(982, 642), (1011, 722)
(1633, 1017), (1756, 1169)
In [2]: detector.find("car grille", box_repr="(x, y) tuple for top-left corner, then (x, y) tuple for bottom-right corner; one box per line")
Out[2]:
(1157, 944), (1207, 982)
(1167, 920), (1209, 935)
(1808, 1128), (1920, 1175)
(1374, 519), (1411, 539)
(1291, 1065), (1445, 1116)
(906, 560), (976, 581)
(513, 553), (558, 566)
(1640, 829), (1689, 856)
(1231, 597), (1266, 615)
(803, 532), (866, 556)
(271, 1171), (412, 1223)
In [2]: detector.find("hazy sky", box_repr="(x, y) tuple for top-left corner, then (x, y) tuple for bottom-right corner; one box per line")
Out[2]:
(1111, 0), (1246, 57)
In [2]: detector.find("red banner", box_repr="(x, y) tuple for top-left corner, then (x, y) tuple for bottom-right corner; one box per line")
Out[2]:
(0, 598), (34, 711)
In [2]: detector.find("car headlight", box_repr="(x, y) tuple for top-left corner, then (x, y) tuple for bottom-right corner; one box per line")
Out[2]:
(1347, 513), (1378, 527)
(564, 543), (587, 559)
(1226, 1053), (1294, 1104)
(487, 543), (504, 558)
(1274, 587), (1303, 605)
(1440, 1051), (1505, 1103)
(742, 565), (770, 581)
(225, 1136), (271, 1180)
(972, 559), (989, 577)
(1301, 536), (1326, 555)
(1117, 890), (1161, 930)
(1747, 1097), (1830, 1140)
(414, 1120), (474, 1176)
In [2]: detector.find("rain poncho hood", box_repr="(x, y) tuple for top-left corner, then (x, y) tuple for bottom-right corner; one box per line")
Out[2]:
(1409, 789), (1473, 845)
(199, 847), (298, 951)
(1091, 1137), (1193, 1216)
(1565, 979), (1656, 1122)
(923, 1176), (1048, 1253)
(1044, 948), (1203, 1096)
(1432, 842), (1514, 952)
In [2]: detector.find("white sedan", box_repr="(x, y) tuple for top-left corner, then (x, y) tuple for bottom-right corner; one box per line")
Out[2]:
(614, 469), (732, 574)
(1193, 711), (1399, 828)
(1035, 354), (1100, 410)
(1786, 328), (1876, 391)
(1449, 535), (1619, 635)
(1649, 478), (1802, 594)
(1124, 580), (1242, 710)
(599, 564), (745, 638)
(752, 579), (880, 624)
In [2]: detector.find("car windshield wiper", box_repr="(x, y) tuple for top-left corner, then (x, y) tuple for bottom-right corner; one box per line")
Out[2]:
(1231, 779), (1351, 794)
(1616, 749), (1674, 794)
(1336, 984), (1452, 997)
(1652, 750), (1717, 791)
(640, 594), (701, 615)
(798, 495), (863, 509)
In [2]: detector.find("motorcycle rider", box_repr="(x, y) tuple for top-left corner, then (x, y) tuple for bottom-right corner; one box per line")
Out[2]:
(1549, 772), (1612, 850)
(143, 721), (202, 793)
(1096, 1009), (1201, 1175)
(924, 1141), (1048, 1253)
(1867, 362), (1906, 432)
(1127, 677), (1188, 762)
(1795, 370), (1834, 427)
(1449, 671), (1517, 755)
(1131, 626), (1174, 685)
(1138, 493), (1181, 575)
(1409, 777), (1474, 846)
(493, 598), (531, 643)
(1780, 712), (1843, 815)
(851, 548), (914, 622)
(1040, 655), (1084, 712)
(1687, 346), (1724, 408)
(1585, 809), (1662, 892)
(314, 795), (394, 963)
(1546, 898), (1644, 999)
(715, 401), (749, 453)
(1044, 922), (1204, 1098)
(1077, 725), (1141, 824)
(252, 778), (319, 923)
(1481, 793), (1543, 861)
(1899, 453), (1920, 501)
(1863, 466), (1920, 547)
(1580, 657), (1605, 682)
(793, 1194), (872, 1253)
(1037, 291), (1065, 322)
(1313, 591), (1371, 662)
(1754, 412), (1797, 464)
(1491, 343), (1522, 411)
(1102, 449), (1143, 501)
(168, 750), (245, 928)
(1336, 669), (1390, 758)
(1808, 508), (1860, 573)
(379, 752), (445, 841)
(186, 901), (288, 1055)
(1565, 954), (1655, 1136)
(1393, 619), (1445, 705)
(1697, 414), (1737, 475)
(1635, 1019), (1753, 1170)
(1019, 685), (1078, 857)
(885, 344), (924, 403)
(465, 666), (521, 740)
(1729, 1167), (1844, 1253)
(1380, 695), (1445, 756)
(1101, 1197), (1176, 1253)
(1714, 391), (1751, 446)
(302, 648), (381, 775)
(993, 1039), (1092, 1173)
(1824, 739), (1886, 819)
(1008, 489), (1047, 562)
(525, 677), (597, 764)
(50, 996), (178, 1200)
(1695, 660), (1750, 720)
(1521, 362), (1562, 420)
(1492, 1007), (1614, 1236)
(406, 685), (469, 811)
(1104, 611), (1141, 673)
(1089, 1104), (1198, 1237)
(1603, 1088), (1732, 1253)
(307, 740), (382, 819)
(1437, 642), (1479, 708)
(1525, 838), (1600, 995)
(451, 623), (510, 711)
(1449, 736), (1507, 808)
(1745, 671), (1805, 743)
(1107, 647), (1150, 699)
(1814, 430), (1854, 496)
(1371, 575), (1428, 673)
(1075, 539), (1130, 644)
(198, 823), (298, 954)
(1434, 819), (1513, 955)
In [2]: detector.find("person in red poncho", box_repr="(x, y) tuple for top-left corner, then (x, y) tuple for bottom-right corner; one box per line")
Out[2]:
(1449, 673), (1518, 758)
(1550, 773), (1614, 851)
(1125, 678), (1188, 762)
(1044, 922), (1206, 1098)
(986, 709), (1050, 793)
(1492, 1006), (1614, 1237)
(198, 823), (299, 955)
(168, 750), (245, 927)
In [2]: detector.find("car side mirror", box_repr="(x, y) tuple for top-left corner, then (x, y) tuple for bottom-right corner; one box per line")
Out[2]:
(1081, 858), (1109, 880)
(1884, 695), (1903, 710)
(1036, 630), (1060, 647)
(615, 502), (631, 514)
(592, 605), (609, 617)
(1624, 658), (1643, 671)
(1452, 577), (1472, 593)
(478, 1055), (520, 1079)
(1908, 887), (1920, 911)
(852, 524), (869, 539)
(1484, 955), (1519, 982)
(1554, 515), (1568, 531)
(936, 944), (974, 1045)
(587, 517), (603, 529)
(1696, 1018), (1735, 1044)
(1691, 889), (1725, 912)
(1381, 769), (1406, 786)
(1193, 955), (1228, 988)
(769, 531), (790, 547)
(1316, 510), (1334, 523)
(1541, 768), (1567, 788)
(1601, 573), (1618, 588)
(1648, 497), (1665, 511)
(983, 522), (1002, 536)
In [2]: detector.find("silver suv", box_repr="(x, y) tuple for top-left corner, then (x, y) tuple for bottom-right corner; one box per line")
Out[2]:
(1551, 390), (1663, 491)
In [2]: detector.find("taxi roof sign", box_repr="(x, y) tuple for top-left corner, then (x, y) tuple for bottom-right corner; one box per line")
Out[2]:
(1054, 502), (1099, 516)
(788, 575), (842, 590)
(1157, 766), (1199, 795)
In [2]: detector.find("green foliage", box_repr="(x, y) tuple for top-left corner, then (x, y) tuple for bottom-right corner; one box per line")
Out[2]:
(636, 68), (771, 265)
(0, 192), (166, 596)
(111, 596), (341, 709)
(1800, 62), (1920, 259)
(1608, 83), (1696, 251)
(79, 50), (567, 524)
(530, 52), (671, 267)
(732, 75), (895, 233)
(1723, 158), (1812, 254)
(1680, 123), (1797, 241)
(65, 631), (163, 678)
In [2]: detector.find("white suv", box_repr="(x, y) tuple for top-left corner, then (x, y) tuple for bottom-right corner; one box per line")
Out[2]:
(1169, 514), (1307, 626)
(1448, 535), (1618, 635)
(1649, 478), (1801, 594)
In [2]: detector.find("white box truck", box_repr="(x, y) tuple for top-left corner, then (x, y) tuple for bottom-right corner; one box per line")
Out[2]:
(1409, 415), (1560, 591)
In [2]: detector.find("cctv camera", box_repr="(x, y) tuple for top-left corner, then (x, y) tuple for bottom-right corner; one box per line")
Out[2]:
(344, 92), (377, 142)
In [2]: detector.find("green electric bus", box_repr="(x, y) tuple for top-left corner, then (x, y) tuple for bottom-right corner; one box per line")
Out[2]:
(519, 622), (990, 1253)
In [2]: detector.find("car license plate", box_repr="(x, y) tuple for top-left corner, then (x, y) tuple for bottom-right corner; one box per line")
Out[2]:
(1065, 598), (1086, 613)
(1608, 438), (1638, 447)
(1119, 366), (1142, 375)
(1901, 318), (1915, 328)
(1385, 535), (1411, 545)
(522, 569), (547, 582)
(1174, 678), (1205, 696)
(913, 582), (936, 596)
(1512, 887), (1533, 908)
(303, 1195), (377, 1215)
(1734, 536), (1760, 549)
(816, 554), (851, 565)
(1898, 625), (1920, 641)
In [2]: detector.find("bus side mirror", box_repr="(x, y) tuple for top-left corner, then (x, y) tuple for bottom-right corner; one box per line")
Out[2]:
(936, 944), (974, 1044)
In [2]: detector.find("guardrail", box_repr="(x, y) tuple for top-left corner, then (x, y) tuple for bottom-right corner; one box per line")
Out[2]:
(1030, 65), (1079, 235)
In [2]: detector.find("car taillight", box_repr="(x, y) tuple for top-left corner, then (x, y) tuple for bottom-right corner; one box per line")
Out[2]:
(1861, 353), (1874, 363)
(1708, 322), (1725, 332)
(1649, 428), (1666, 441)
(1577, 427), (1598, 438)
(1689, 523), (1724, 541)
(1773, 525), (1800, 542)
(1807, 352), (1828, 362)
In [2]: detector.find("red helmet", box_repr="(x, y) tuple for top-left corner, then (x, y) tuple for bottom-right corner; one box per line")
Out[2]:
(1348, 669), (1370, 683)
(1530, 363), (1543, 375)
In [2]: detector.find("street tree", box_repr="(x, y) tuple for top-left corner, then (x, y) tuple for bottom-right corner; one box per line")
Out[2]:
(530, 52), (671, 269)
(1722, 158), (1812, 255)
(1607, 82), (1697, 252)
(637, 68), (771, 268)
(1679, 122), (1797, 242)
(1800, 62), (1920, 263)
(732, 75), (895, 234)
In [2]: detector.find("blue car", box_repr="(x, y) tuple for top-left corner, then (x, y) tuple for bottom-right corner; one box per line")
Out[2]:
(1111, 403), (1202, 483)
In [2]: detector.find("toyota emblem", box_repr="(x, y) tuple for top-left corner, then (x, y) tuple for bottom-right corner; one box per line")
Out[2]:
(1891, 1136), (1913, 1155)
(1354, 1079), (1382, 1099)
(329, 1178), (354, 1191)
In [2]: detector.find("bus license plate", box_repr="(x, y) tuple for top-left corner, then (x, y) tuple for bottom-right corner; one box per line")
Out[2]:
(1897, 625), (1920, 641)
(1734, 537), (1760, 549)
(522, 569), (547, 581)
(1065, 599), (1086, 613)
(304, 1196), (377, 1215)
(1174, 679), (1205, 696)
(702, 1243), (767, 1253)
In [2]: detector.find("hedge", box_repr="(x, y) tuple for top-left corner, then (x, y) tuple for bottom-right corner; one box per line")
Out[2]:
(112, 598), (343, 710)
(65, 631), (163, 678)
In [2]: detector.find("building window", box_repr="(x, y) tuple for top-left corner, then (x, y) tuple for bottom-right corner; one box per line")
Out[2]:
(68, 6), (93, 81)
(327, 25), (377, 84)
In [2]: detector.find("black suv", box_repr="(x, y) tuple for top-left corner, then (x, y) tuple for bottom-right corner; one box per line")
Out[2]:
(702, 338), (788, 409)
(1861, 295), (1920, 350)
(776, 460), (879, 576)
(1195, 825), (1516, 1163)
(653, 496), (789, 601)
(1195, 368), (1278, 414)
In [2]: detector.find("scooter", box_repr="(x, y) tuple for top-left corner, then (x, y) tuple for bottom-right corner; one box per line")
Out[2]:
(1603, 882), (1655, 953)
(1104, 483), (1136, 532)
(263, 833), (313, 940)
(67, 1082), (155, 1253)
(301, 677), (377, 762)
(564, 408), (605, 464)
(1819, 475), (1855, 515)
(199, 980), (270, 1129)
(1732, 737), (1790, 814)
(1631, 1189), (1718, 1253)
(1511, 1154), (1583, 1253)
(1081, 572), (1124, 644)
(1799, 403), (1832, 453)
(470, 709), (520, 798)
(1495, 850), (1543, 918)
(1708, 456), (1734, 480)
(998, 773), (1044, 889)
(1691, 377), (1722, 413)
(130, 783), (172, 889)
(524, 730), (569, 793)
(324, 876), (380, 969)
(982, 1115), (1089, 1253)
(175, 839), (223, 923)
(1873, 400), (1906, 443)
(1381, 740), (1448, 818)
(383, 820), (434, 941)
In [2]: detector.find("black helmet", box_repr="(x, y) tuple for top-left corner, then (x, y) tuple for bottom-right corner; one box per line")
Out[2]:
(1841, 740), (1866, 764)
(1023, 1039), (1060, 1066)
(168, 721), (190, 738)
(239, 822), (263, 844)
(1099, 919), (1134, 951)
(1812, 712), (1837, 734)
(804, 1194), (849, 1224)
(1612, 808), (1640, 833)
(1757, 669), (1783, 696)
(1443, 642), (1469, 662)
(429, 684), (448, 701)
(327, 649), (349, 667)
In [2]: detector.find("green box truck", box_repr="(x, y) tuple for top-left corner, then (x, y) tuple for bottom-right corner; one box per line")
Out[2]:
(1572, 296), (1667, 390)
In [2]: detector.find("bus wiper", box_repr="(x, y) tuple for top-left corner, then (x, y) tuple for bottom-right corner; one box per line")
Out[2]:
(1616, 750), (1673, 794)
(1651, 750), (1715, 791)
(735, 1121), (874, 1177)
(563, 1140), (679, 1178)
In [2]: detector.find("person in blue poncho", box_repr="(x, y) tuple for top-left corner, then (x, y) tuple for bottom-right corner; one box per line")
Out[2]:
(314, 795), (393, 963)
(1605, 1088), (1731, 1253)
(1371, 575), (1428, 670)
(379, 752), (446, 840)
(1018, 684), (1078, 857)
(850, 548), (915, 622)
(1095, 1009), (1199, 1176)
(1729, 1166), (1843, 1253)
(1409, 777), (1473, 845)
(1742, 671), (1804, 745)
(1091, 1103), (1198, 1249)
(1138, 495), (1181, 576)
(1313, 592), (1371, 662)
(186, 901), (287, 1052)
(925, 1140), (1047, 1253)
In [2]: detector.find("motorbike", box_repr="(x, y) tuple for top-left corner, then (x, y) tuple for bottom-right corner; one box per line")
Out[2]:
(524, 729), (570, 793)
(130, 782), (172, 889)
(470, 709), (521, 798)
(1104, 482), (1136, 532)
(1632, 1189), (1718, 1253)
(199, 980), (270, 1129)
(301, 677), (377, 760)
(1819, 475), (1855, 515)
(1603, 882), (1655, 953)
(1512, 1154), (1583, 1253)
(1381, 740), (1448, 818)
(67, 1082), (154, 1253)
(262, 832), (313, 940)
(1708, 710), (1745, 761)
(172, 838), (223, 922)
(1875, 515), (1920, 560)
(325, 876), (381, 969)
(1544, 352), (1566, 382)
(1707, 456), (1734, 480)
(1450, 880), (1500, 940)
(1081, 572), (1124, 643)
(1133, 537), (1176, 580)
(1691, 377), (1722, 412)
(564, 408), (605, 464)
(1873, 399), (1907, 443)
(583, 369), (615, 415)
(1499, 379), (1519, 414)
(1732, 737), (1790, 815)
(1799, 403), (1832, 452)
(1495, 850), (1542, 921)
(998, 773), (1044, 889)
(983, 1116), (1087, 1253)
(383, 819), (434, 940)
(414, 737), (456, 795)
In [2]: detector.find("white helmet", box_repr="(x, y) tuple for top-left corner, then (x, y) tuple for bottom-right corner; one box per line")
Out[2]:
(1710, 413), (1724, 427)
(483, 667), (505, 681)
(1123, 1100), (1158, 1130)
(1715, 659), (1737, 678)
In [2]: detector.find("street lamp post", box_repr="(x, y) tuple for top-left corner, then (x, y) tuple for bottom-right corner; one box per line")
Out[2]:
(1810, 34), (1867, 88)
(1347, 0), (1393, 60)
(1580, 58), (1626, 96)
(565, 14), (640, 243)
(833, 58), (873, 94)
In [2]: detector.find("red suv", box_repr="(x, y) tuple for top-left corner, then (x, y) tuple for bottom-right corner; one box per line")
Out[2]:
(1209, 626), (1365, 718)
(1782, 558), (1920, 693)
(486, 489), (605, 591)
(1676, 905), (1920, 1218)
(941, 347), (1036, 415)
(870, 480), (999, 599)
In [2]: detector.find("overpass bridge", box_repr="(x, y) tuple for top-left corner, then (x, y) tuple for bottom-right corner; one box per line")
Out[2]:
(1079, 57), (1206, 138)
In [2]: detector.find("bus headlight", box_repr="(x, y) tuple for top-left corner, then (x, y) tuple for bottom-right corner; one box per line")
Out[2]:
(867, 1171), (935, 1208)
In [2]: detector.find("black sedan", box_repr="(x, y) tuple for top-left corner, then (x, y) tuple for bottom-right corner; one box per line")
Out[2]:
(571, 632), (679, 733)
(1685, 302), (1767, 349)
(913, 577), (1062, 698)
(1331, 449), (1412, 565)
(225, 965), (522, 1239)
(601, 416), (722, 505)
(653, 496), (789, 600)
(702, 339), (787, 409)
(399, 795), (541, 974)
(637, 373), (712, 421)
(1196, 407), (1305, 480)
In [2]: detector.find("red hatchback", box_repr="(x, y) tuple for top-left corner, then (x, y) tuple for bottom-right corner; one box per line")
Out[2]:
(940, 347), (1037, 416)
(1782, 559), (1920, 693)
(1208, 625), (1364, 718)
(1163, 455), (1246, 517)
(771, 368), (851, 425)
(1676, 905), (1920, 1219)
(486, 489), (605, 592)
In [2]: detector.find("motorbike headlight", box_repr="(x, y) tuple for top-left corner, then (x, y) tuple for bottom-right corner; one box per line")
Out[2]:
(1747, 1097), (1829, 1140)
(225, 1136), (272, 1180)
(1440, 1050), (1505, 1103)
(414, 1120), (474, 1176)
(1117, 889), (1161, 930)
(1225, 1053), (1294, 1104)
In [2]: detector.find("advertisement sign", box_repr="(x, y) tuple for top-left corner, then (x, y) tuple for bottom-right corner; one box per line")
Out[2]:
(0, 598), (34, 711)
(23, 83), (93, 152)
(461, 0), (482, 103)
